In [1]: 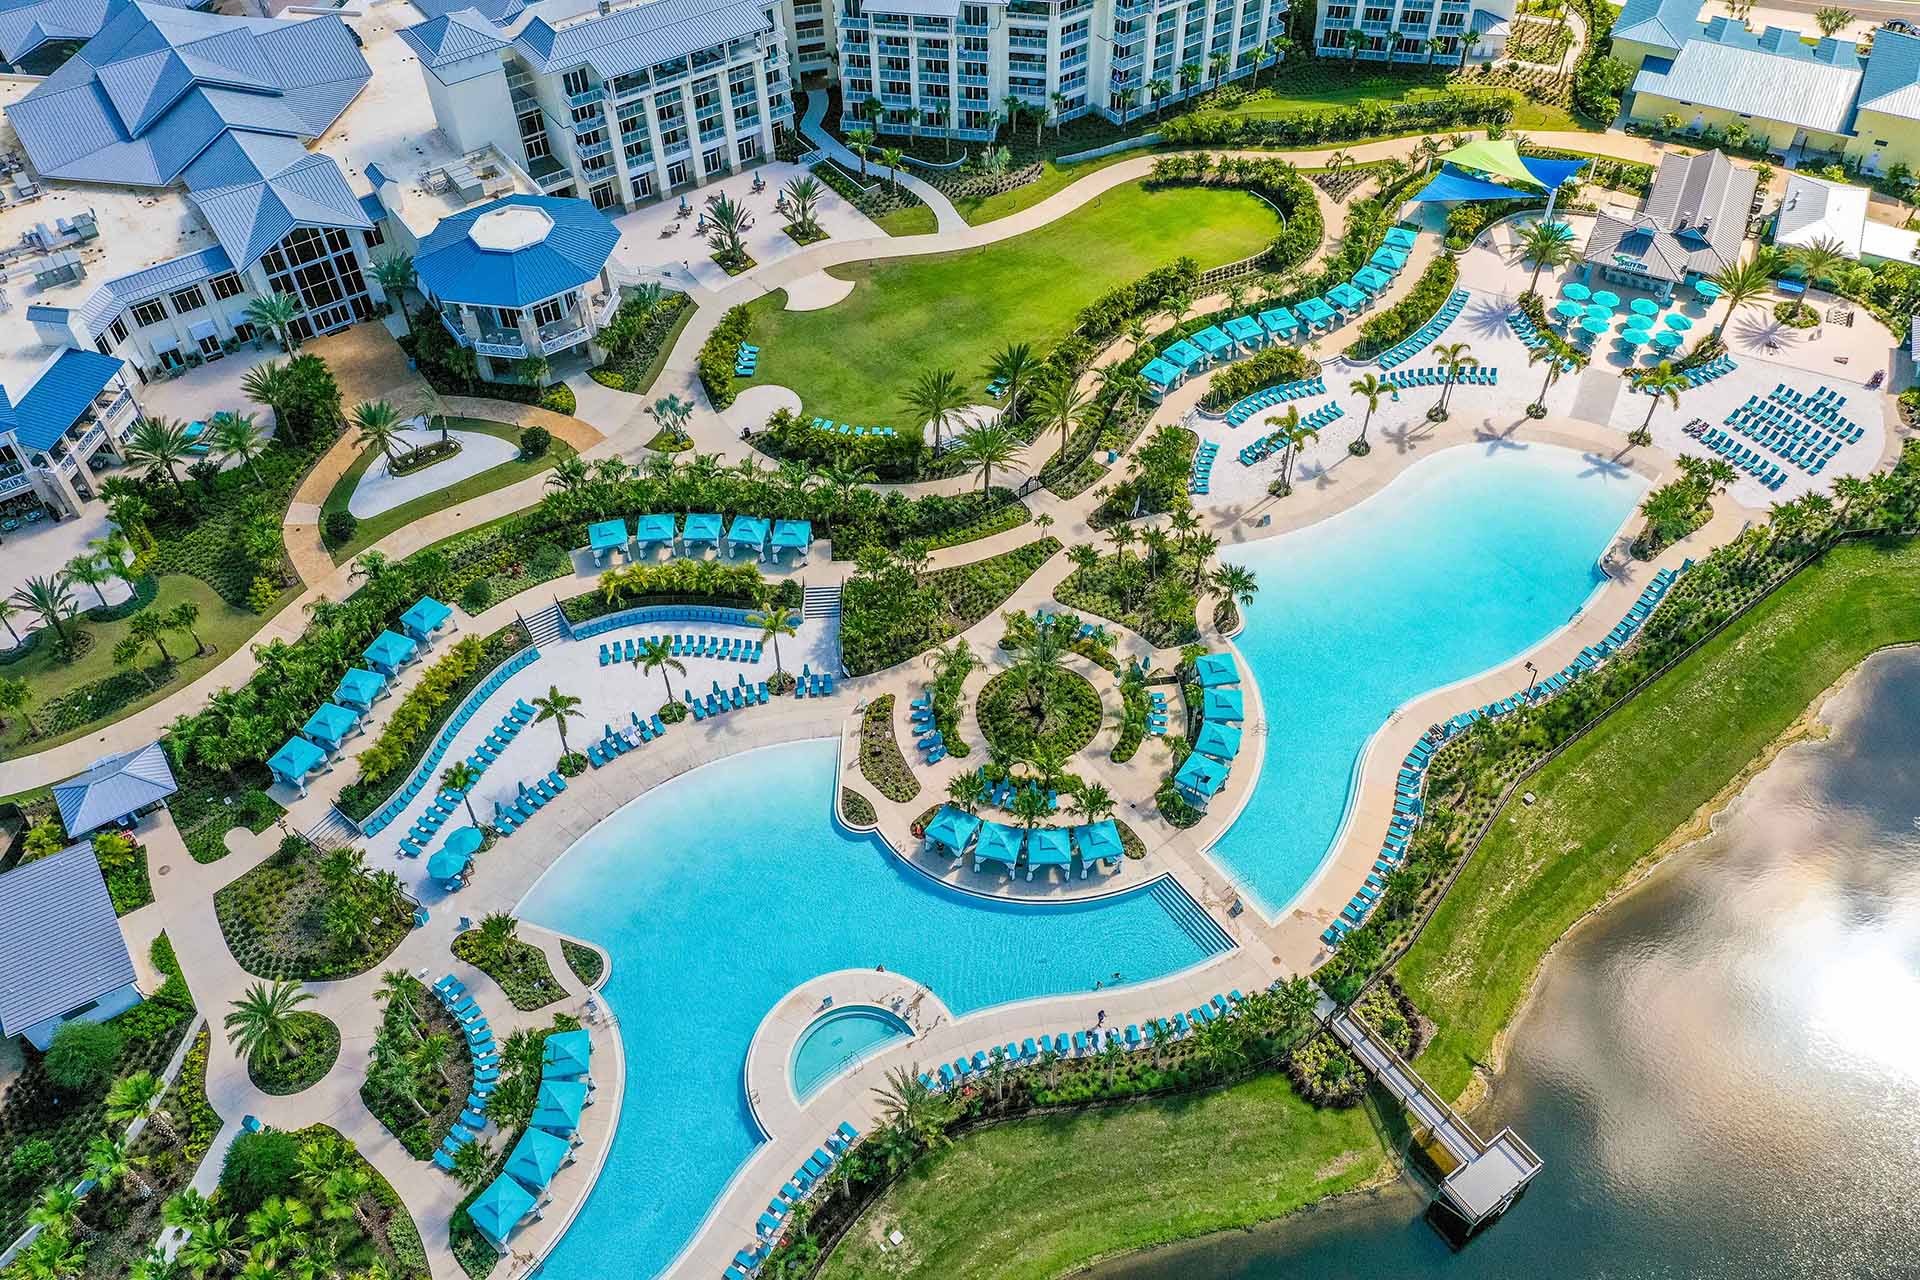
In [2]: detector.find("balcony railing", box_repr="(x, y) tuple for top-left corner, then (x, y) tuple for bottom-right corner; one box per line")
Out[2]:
(957, 21), (989, 33)
(567, 87), (603, 108)
(840, 13), (868, 28)
(0, 470), (29, 498)
(537, 165), (575, 189)
(538, 322), (591, 354)
(578, 137), (613, 158)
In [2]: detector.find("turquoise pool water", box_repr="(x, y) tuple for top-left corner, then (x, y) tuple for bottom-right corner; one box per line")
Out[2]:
(791, 1006), (914, 1102)
(1209, 443), (1645, 914)
(517, 739), (1229, 1277)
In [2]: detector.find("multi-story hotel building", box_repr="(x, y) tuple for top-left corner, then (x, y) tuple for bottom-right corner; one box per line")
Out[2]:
(1313, 0), (1505, 64)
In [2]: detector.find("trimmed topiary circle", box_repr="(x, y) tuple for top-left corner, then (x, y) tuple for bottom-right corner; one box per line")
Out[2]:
(977, 668), (1102, 761)
(247, 1011), (340, 1096)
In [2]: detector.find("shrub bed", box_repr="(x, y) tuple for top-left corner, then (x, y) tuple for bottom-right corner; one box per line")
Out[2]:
(248, 1010), (340, 1095)
(1197, 346), (1316, 413)
(1159, 89), (1514, 150)
(700, 305), (754, 409)
(1346, 253), (1461, 361)
(558, 558), (781, 625)
(589, 291), (692, 392)
(977, 668), (1103, 760)
(360, 973), (471, 1158)
(561, 939), (605, 987)
(859, 695), (921, 802)
(452, 916), (566, 1010)
(841, 788), (877, 826)
(842, 538), (1062, 676)
(214, 838), (412, 979)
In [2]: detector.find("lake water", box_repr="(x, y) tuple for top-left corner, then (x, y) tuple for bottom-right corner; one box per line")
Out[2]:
(1096, 647), (1920, 1280)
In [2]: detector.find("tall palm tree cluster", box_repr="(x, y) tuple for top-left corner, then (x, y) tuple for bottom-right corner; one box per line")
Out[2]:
(1061, 508), (1255, 646)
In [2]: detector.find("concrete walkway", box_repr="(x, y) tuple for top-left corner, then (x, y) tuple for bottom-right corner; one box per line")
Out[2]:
(798, 89), (967, 235)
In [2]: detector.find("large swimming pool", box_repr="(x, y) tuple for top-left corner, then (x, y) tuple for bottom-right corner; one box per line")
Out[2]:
(1208, 443), (1645, 913)
(517, 739), (1230, 1277)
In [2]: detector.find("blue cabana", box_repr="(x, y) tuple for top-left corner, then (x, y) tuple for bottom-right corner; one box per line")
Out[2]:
(268, 736), (328, 794)
(542, 1028), (593, 1079)
(924, 805), (982, 857)
(1383, 226), (1418, 251)
(1370, 245), (1409, 272)
(1353, 266), (1392, 295)
(1190, 326), (1233, 358)
(1173, 754), (1228, 809)
(1026, 826), (1071, 869)
(504, 1127), (572, 1190)
(1192, 652), (1239, 687)
(1194, 720), (1243, 762)
(531, 1079), (589, 1135)
(1141, 357), (1183, 391)
(725, 515), (769, 558)
(1162, 338), (1207, 370)
(771, 520), (812, 555)
(333, 667), (386, 712)
(682, 512), (723, 546)
(469, 1176), (537, 1246)
(1327, 282), (1368, 312)
(1224, 315), (1264, 348)
(587, 519), (630, 565)
(1202, 686), (1244, 722)
(363, 630), (418, 676)
(1295, 296), (1338, 329)
(301, 703), (360, 752)
(635, 512), (677, 547)
(399, 596), (453, 644)
(1071, 820), (1123, 864)
(974, 821), (1024, 871)
(1258, 307), (1299, 338)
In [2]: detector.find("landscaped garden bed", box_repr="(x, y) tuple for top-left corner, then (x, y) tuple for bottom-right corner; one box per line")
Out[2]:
(452, 914), (566, 1010)
(589, 289), (692, 394)
(1055, 533), (1212, 649)
(246, 1010), (340, 1095)
(361, 972), (474, 1159)
(214, 836), (413, 979)
(859, 694), (920, 802)
(561, 939), (605, 987)
(977, 668), (1103, 760)
(843, 537), (1062, 676)
(841, 788), (877, 826)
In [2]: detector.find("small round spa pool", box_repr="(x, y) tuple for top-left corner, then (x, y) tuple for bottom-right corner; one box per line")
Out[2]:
(790, 1005), (913, 1102)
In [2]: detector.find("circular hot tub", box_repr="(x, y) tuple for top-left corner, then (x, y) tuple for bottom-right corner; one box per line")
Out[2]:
(789, 1005), (913, 1102)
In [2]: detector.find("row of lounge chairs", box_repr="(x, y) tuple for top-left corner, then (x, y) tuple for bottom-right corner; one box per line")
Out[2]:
(1221, 377), (1327, 427)
(400, 698), (539, 854)
(739, 1122), (862, 1277)
(1378, 289), (1470, 369)
(919, 990), (1249, 1092)
(909, 693), (946, 765)
(1677, 354), (1737, 388)
(1237, 401), (1344, 466)
(364, 656), (541, 838)
(793, 664), (835, 698)
(809, 419), (898, 438)
(1691, 425), (1794, 487)
(1505, 311), (1583, 373)
(1734, 392), (1863, 449)
(687, 676), (772, 721)
(1383, 363), (1498, 390)
(1720, 407), (1846, 472)
(1771, 382), (1846, 418)
(1031, 608), (1109, 644)
(1148, 689), (1170, 736)
(494, 771), (570, 833)
(585, 712), (670, 768)
(429, 975), (501, 1174)
(735, 342), (758, 378)
(598, 633), (764, 665)
(1189, 440), (1218, 495)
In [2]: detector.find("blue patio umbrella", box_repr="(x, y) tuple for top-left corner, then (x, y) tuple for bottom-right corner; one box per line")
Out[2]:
(400, 596), (452, 643)
(1561, 282), (1591, 301)
(1693, 279), (1723, 300)
(542, 1028), (593, 1078)
(531, 1079), (589, 1135)
(1652, 331), (1682, 351)
(1623, 312), (1654, 331)
(1618, 329), (1647, 347)
(1629, 297), (1660, 316)
(1582, 303), (1612, 320)
(1591, 290), (1621, 308)
(332, 667), (386, 712)
(771, 519), (812, 552)
(426, 845), (472, 884)
(1579, 316), (1610, 337)
(1552, 301), (1584, 320)
(635, 512), (677, 545)
(1664, 312), (1693, 331)
(301, 703), (358, 750)
(468, 1176), (536, 1246)
(504, 1127), (571, 1191)
(923, 805), (982, 856)
(1194, 720), (1243, 762)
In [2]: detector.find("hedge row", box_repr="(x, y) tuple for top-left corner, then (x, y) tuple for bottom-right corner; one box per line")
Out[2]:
(1347, 253), (1461, 360)
(698, 306), (754, 409)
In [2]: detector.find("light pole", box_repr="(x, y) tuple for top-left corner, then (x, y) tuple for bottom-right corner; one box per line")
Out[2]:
(1523, 660), (1538, 703)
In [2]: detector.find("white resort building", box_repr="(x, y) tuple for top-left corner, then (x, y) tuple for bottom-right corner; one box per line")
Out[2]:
(1313, 0), (1503, 64)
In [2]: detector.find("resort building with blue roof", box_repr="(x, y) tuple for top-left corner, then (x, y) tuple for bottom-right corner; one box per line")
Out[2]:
(0, 345), (144, 518)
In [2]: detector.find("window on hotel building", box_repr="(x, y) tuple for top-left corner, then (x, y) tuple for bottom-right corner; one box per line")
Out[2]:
(168, 285), (206, 313)
(131, 298), (168, 327)
(209, 273), (245, 300)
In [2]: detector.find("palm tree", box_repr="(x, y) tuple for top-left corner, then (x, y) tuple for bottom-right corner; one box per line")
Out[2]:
(0, 597), (21, 648)
(1517, 219), (1573, 294)
(449, 1139), (494, 1191)
(902, 367), (967, 454)
(1790, 235), (1849, 292)
(1628, 360), (1688, 447)
(845, 127), (875, 179)
(1050, 90), (1068, 136)
(880, 146), (905, 195)
(87, 1133), (150, 1198)
(1527, 342), (1579, 415)
(872, 1066), (958, 1150)
(1342, 27), (1364, 65)
(14, 1223), (85, 1279)
(106, 1069), (172, 1143)
(1149, 77), (1171, 117)
(28, 1186), (83, 1233)
(782, 176), (824, 237)
(1209, 561), (1259, 616)
(1071, 781), (1116, 822)
(1114, 85), (1137, 125)
(245, 291), (302, 351)
(224, 979), (313, 1064)
(632, 636), (685, 702)
(238, 358), (296, 446)
(441, 760), (481, 826)
(1264, 408), (1319, 494)
(706, 194), (753, 270)
(1457, 28), (1482, 69)
(531, 684), (584, 757)
(745, 594), (798, 676)
(1814, 6), (1853, 37)
(371, 253), (417, 331)
(1432, 340), (1477, 416)
(1347, 372), (1393, 451)
(352, 400), (407, 466)
(125, 416), (193, 501)
(208, 410), (268, 487)
(64, 553), (113, 611)
(1028, 372), (1094, 467)
(985, 341), (1042, 424)
(1708, 254), (1775, 338)
(245, 1195), (311, 1266)
(13, 575), (76, 647)
(953, 421), (1020, 493)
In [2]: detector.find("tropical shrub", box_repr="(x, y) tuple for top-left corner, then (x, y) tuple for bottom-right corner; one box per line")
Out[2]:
(1348, 253), (1461, 359)
(698, 305), (754, 409)
(323, 509), (358, 547)
(354, 635), (486, 779)
(42, 1021), (124, 1093)
(859, 695), (920, 802)
(1198, 346), (1315, 412)
(842, 538), (1061, 676)
(1073, 257), (1202, 344)
(1159, 90), (1514, 150)
(519, 424), (552, 458)
(219, 1126), (300, 1212)
(559, 557), (780, 624)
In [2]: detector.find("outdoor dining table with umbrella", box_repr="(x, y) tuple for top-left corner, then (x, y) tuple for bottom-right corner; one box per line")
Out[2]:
(1651, 329), (1683, 351)
(1629, 297), (1660, 317)
(1618, 329), (1647, 349)
(1693, 279), (1722, 301)
(1590, 290), (1621, 309)
(1562, 282), (1592, 302)
(1553, 300), (1585, 323)
(1664, 312), (1693, 332)
(1623, 312), (1654, 332)
(1579, 316), (1611, 339)
(428, 826), (482, 889)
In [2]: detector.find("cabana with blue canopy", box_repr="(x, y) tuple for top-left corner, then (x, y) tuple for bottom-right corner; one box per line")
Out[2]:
(399, 596), (453, 646)
(1383, 226), (1418, 251)
(1071, 819), (1123, 866)
(1192, 652), (1239, 687)
(1202, 686), (1244, 722)
(268, 736), (328, 795)
(587, 518), (630, 565)
(724, 515), (769, 558)
(301, 703), (361, 754)
(681, 512), (723, 547)
(1191, 326), (1233, 359)
(1141, 357), (1184, 392)
(1295, 296), (1338, 329)
(1370, 245), (1408, 272)
(531, 1078), (589, 1135)
(771, 520), (812, 558)
(542, 1028), (593, 1079)
(1194, 719), (1243, 762)
(1162, 338), (1207, 370)
(1353, 266), (1392, 295)
(634, 512), (677, 549)
(1326, 282), (1368, 312)
(1026, 826), (1071, 875)
(332, 667), (386, 712)
(469, 1176), (537, 1247)
(1258, 307), (1299, 338)
(1223, 314), (1264, 348)
(362, 630), (418, 677)
(974, 821), (1025, 871)
(924, 805), (982, 857)
(1173, 754), (1228, 809)
(504, 1126), (572, 1190)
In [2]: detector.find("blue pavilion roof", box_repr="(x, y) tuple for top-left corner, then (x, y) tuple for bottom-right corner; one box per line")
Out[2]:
(4, 348), (126, 452)
(0, 0), (194, 66)
(413, 194), (619, 309)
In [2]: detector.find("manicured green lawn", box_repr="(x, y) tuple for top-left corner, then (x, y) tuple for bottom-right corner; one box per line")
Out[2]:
(874, 203), (941, 236)
(818, 1074), (1386, 1280)
(321, 418), (574, 563)
(1401, 536), (1920, 1103)
(743, 183), (1280, 424)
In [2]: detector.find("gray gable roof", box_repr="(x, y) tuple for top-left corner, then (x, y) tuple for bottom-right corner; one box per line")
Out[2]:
(1582, 149), (1756, 283)
(52, 740), (178, 836)
(0, 844), (136, 1038)
(1857, 27), (1920, 123)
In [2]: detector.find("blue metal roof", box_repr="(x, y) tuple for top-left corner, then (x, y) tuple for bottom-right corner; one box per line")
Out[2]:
(414, 194), (619, 308)
(512, 0), (770, 80)
(52, 740), (177, 835)
(0, 0), (194, 66)
(396, 7), (508, 71)
(0, 844), (137, 1037)
(406, 0), (523, 26)
(1609, 0), (1700, 53)
(1857, 27), (1920, 123)
(6, 348), (126, 452)
(189, 150), (371, 270)
(5, 0), (370, 186)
